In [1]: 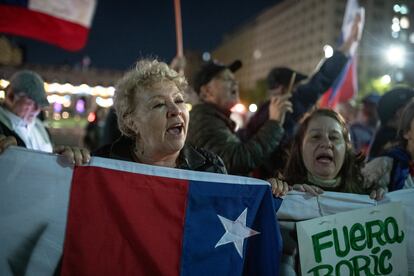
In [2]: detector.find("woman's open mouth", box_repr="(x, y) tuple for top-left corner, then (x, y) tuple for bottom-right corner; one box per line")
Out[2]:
(315, 153), (334, 164)
(166, 123), (184, 135)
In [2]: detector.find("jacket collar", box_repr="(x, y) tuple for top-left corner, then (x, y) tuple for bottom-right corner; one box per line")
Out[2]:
(109, 136), (207, 170)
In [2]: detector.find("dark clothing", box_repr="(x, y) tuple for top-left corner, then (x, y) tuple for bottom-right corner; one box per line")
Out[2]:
(381, 146), (412, 191)
(102, 108), (122, 146)
(0, 120), (26, 147)
(84, 121), (104, 152)
(349, 122), (375, 155)
(238, 51), (349, 178)
(368, 126), (397, 160)
(94, 135), (227, 174)
(187, 102), (284, 176)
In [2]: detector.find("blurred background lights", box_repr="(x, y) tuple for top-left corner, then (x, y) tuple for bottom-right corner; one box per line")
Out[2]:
(386, 45), (405, 67)
(0, 79), (9, 88)
(380, 74), (391, 85)
(75, 98), (86, 113)
(323, 45), (334, 58)
(53, 103), (62, 113)
(62, 111), (70, 119)
(202, 52), (211, 61)
(391, 23), (401, 32)
(96, 97), (113, 108)
(253, 49), (262, 59)
(393, 4), (401, 13)
(400, 5), (408, 15)
(231, 103), (246, 113)
(400, 17), (409, 29)
(249, 103), (258, 113)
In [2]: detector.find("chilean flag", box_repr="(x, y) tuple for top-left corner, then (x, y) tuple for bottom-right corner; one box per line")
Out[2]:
(319, 0), (364, 108)
(0, 0), (97, 51)
(0, 147), (282, 275)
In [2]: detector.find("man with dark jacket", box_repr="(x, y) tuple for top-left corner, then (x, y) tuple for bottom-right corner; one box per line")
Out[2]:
(187, 60), (292, 176)
(238, 17), (361, 178)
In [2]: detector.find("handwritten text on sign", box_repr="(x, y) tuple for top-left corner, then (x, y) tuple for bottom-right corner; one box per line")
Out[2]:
(297, 202), (407, 275)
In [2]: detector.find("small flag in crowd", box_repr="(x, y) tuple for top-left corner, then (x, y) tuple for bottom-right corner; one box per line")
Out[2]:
(319, 0), (364, 108)
(0, 0), (97, 51)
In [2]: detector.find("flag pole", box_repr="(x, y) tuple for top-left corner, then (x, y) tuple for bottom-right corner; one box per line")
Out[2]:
(286, 72), (296, 95)
(174, 0), (183, 57)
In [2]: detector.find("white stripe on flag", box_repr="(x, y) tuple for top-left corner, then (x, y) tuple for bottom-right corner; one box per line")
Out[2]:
(29, 0), (97, 26)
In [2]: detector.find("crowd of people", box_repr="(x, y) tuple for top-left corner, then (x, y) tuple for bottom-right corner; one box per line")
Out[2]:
(1, 16), (414, 276)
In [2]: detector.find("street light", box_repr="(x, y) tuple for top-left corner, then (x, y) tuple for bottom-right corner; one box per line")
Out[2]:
(323, 45), (333, 58)
(386, 45), (405, 67)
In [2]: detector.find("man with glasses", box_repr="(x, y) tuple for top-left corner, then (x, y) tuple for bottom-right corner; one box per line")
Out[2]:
(187, 60), (292, 176)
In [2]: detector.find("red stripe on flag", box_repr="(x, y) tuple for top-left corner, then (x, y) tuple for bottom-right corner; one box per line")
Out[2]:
(61, 166), (189, 275)
(319, 87), (333, 108)
(337, 59), (356, 102)
(0, 5), (89, 51)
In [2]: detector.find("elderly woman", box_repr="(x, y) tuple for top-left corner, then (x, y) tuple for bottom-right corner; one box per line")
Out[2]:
(94, 59), (226, 173)
(272, 109), (383, 199)
(363, 99), (414, 191)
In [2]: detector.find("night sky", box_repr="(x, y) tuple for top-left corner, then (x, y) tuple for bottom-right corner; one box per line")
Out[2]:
(10, 0), (279, 70)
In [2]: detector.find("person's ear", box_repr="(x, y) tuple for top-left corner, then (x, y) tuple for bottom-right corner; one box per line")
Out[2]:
(123, 113), (140, 136)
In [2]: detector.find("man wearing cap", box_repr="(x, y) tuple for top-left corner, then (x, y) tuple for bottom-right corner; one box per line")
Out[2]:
(238, 17), (361, 178)
(187, 60), (292, 176)
(0, 70), (53, 152)
(0, 70), (91, 165)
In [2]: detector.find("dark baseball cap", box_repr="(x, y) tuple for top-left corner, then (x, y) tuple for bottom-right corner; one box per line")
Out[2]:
(193, 60), (242, 93)
(9, 70), (49, 107)
(378, 87), (414, 124)
(267, 67), (307, 89)
(362, 93), (381, 105)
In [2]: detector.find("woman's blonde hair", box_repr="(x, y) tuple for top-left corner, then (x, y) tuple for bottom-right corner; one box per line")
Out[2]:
(114, 59), (188, 137)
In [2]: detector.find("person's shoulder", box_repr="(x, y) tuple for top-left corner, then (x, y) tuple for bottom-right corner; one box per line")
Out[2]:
(187, 145), (227, 174)
(190, 103), (216, 115)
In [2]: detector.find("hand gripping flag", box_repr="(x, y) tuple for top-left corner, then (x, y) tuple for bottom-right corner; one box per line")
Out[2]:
(0, 147), (282, 275)
(0, 0), (97, 51)
(319, 0), (364, 108)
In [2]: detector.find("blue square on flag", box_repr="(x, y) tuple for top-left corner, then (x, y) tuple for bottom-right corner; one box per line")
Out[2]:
(181, 180), (282, 275)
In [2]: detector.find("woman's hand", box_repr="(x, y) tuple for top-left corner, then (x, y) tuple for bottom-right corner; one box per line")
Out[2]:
(369, 187), (386, 201)
(53, 145), (91, 166)
(269, 177), (290, 197)
(292, 184), (324, 196)
(0, 135), (17, 153)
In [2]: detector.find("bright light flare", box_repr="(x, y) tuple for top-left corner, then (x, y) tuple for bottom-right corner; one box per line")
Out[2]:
(386, 46), (405, 67)
(249, 104), (258, 113)
(380, 75), (391, 85)
(323, 45), (334, 58)
(231, 103), (246, 113)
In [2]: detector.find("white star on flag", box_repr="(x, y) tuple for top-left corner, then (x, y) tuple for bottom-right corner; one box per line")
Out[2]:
(215, 208), (260, 258)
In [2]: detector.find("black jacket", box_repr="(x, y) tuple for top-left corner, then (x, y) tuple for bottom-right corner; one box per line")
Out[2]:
(94, 136), (227, 174)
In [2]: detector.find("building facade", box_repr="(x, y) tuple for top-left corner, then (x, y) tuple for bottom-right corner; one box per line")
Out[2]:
(212, 0), (413, 100)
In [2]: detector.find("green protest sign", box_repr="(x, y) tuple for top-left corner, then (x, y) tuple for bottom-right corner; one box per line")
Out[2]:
(297, 202), (407, 275)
